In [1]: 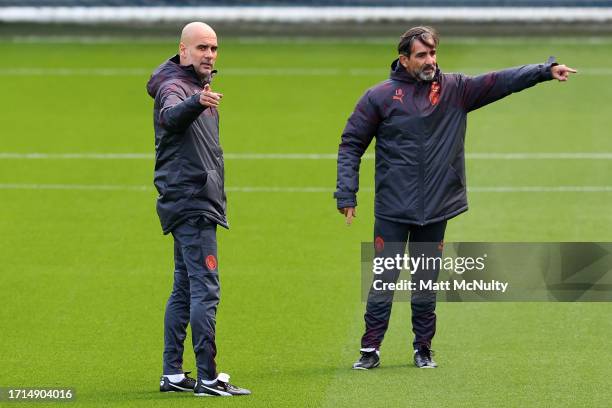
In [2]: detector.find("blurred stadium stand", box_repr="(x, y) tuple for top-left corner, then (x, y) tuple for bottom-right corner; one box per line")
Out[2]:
(0, 0), (611, 5)
(1, 0), (611, 36)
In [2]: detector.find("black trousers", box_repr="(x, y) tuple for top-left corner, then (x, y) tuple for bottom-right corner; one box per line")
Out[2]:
(361, 217), (447, 350)
(163, 216), (219, 381)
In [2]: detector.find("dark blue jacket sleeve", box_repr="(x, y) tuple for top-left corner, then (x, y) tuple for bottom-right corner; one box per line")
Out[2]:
(460, 57), (557, 112)
(157, 83), (207, 132)
(335, 89), (380, 209)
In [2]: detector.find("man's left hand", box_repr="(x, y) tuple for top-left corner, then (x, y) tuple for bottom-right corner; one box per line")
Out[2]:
(551, 65), (577, 81)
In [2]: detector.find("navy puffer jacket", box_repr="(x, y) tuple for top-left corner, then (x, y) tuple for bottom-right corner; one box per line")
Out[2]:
(147, 55), (227, 234)
(335, 57), (556, 225)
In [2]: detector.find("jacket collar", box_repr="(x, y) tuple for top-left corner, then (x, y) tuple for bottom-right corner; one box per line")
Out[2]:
(389, 58), (440, 84)
(169, 54), (217, 86)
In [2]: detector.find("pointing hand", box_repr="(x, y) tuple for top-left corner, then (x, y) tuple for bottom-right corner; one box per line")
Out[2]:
(551, 65), (577, 82)
(199, 84), (223, 107)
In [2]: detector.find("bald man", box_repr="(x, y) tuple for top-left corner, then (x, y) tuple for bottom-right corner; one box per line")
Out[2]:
(147, 22), (250, 397)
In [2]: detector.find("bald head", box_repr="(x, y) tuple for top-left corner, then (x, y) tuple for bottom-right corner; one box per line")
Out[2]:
(180, 22), (216, 45)
(179, 22), (218, 81)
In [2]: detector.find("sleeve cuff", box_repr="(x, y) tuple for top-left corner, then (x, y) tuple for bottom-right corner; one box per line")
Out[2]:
(542, 56), (558, 81)
(334, 191), (357, 208)
(185, 93), (208, 114)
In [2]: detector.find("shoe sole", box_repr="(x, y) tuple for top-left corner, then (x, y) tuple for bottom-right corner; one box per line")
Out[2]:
(352, 361), (380, 370)
(195, 393), (250, 397)
(415, 363), (438, 368)
(195, 385), (250, 397)
(169, 384), (194, 391)
(160, 389), (193, 392)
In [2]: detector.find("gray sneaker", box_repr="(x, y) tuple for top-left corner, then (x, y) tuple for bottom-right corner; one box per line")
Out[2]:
(352, 350), (380, 370)
(414, 345), (437, 368)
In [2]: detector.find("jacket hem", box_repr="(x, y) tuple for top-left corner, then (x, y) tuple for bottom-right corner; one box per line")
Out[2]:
(374, 205), (468, 226)
(161, 211), (229, 235)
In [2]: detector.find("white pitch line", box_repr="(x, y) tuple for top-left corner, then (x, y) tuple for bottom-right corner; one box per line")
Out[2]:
(0, 67), (150, 76)
(224, 153), (339, 160)
(1, 152), (612, 160)
(234, 36), (612, 46)
(0, 152), (153, 159)
(467, 186), (612, 192)
(0, 184), (611, 193)
(466, 152), (612, 160)
(0, 67), (610, 76)
(0, 67), (349, 76)
(227, 186), (335, 193)
(0, 183), (151, 192)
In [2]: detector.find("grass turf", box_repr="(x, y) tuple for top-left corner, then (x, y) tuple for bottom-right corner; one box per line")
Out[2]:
(0, 37), (611, 407)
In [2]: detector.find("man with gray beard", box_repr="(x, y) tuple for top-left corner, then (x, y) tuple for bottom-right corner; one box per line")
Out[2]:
(335, 26), (576, 369)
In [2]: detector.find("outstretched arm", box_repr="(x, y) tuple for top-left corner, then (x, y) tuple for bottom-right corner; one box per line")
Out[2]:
(158, 83), (223, 132)
(461, 57), (576, 112)
(335, 90), (379, 225)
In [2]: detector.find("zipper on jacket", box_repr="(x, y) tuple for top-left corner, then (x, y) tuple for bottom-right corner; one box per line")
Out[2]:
(418, 130), (426, 226)
(417, 82), (426, 226)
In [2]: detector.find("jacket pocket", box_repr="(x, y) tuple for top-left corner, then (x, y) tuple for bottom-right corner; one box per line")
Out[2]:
(191, 169), (221, 198)
(375, 164), (419, 220)
(449, 164), (465, 187)
(190, 169), (226, 215)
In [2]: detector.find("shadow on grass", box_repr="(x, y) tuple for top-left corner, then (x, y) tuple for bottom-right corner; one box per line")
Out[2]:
(285, 361), (434, 378)
(89, 390), (257, 407)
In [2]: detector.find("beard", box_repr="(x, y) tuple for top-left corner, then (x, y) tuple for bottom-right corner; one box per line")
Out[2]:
(195, 63), (213, 79)
(416, 64), (436, 82)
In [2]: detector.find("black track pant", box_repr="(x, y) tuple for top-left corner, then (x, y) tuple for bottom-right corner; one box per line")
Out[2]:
(361, 217), (447, 350)
(163, 216), (219, 381)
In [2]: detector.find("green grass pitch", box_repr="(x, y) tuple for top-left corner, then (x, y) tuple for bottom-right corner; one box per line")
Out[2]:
(0, 36), (611, 407)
